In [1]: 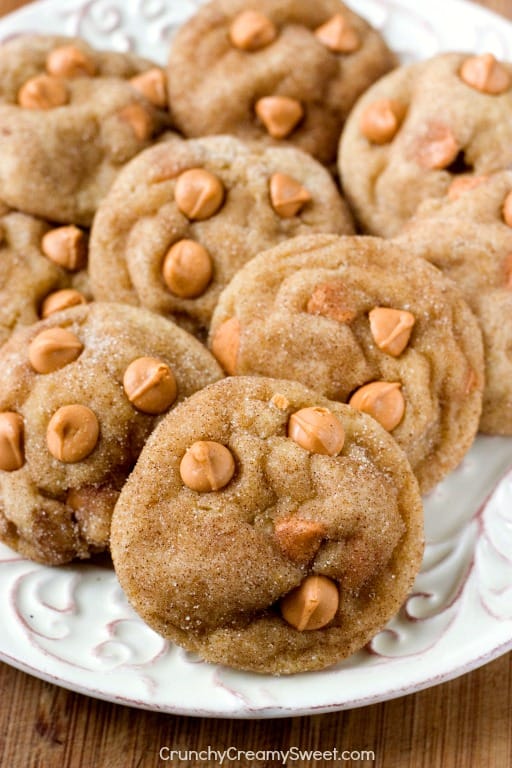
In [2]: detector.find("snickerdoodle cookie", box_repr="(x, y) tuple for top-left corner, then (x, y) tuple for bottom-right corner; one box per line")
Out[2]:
(0, 35), (171, 225)
(0, 208), (92, 347)
(111, 376), (424, 675)
(209, 234), (484, 492)
(396, 170), (512, 434)
(167, 0), (396, 165)
(339, 52), (512, 236)
(89, 135), (354, 337)
(0, 302), (223, 565)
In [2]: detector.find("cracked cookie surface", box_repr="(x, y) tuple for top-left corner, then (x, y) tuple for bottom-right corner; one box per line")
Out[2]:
(167, 0), (396, 165)
(0, 302), (223, 565)
(89, 134), (353, 337)
(111, 376), (424, 675)
(209, 234), (484, 492)
(339, 53), (512, 236)
(0, 35), (171, 225)
(395, 170), (512, 434)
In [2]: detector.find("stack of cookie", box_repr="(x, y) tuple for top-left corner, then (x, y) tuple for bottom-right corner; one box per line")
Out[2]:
(0, 0), (509, 675)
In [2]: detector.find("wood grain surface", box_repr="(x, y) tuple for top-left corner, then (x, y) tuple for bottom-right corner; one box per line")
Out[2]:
(0, 1), (511, 767)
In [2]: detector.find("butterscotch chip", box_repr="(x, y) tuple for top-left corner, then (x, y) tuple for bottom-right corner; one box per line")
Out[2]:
(460, 53), (511, 95)
(162, 240), (213, 298)
(18, 74), (68, 109)
(180, 440), (235, 492)
(269, 173), (311, 218)
(275, 517), (326, 564)
(0, 302), (223, 565)
(340, 53), (512, 236)
(118, 102), (154, 141)
(503, 191), (512, 227)
(123, 357), (177, 414)
(174, 168), (224, 221)
(111, 376), (424, 674)
(416, 123), (459, 170)
(448, 175), (488, 200)
(280, 575), (339, 631)
(41, 289), (87, 318)
(209, 234), (484, 491)
(359, 98), (404, 144)
(210, 317), (240, 375)
(46, 45), (97, 78)
(129, 68), (167, 108)
(349, 381), (405, 432)
(255, 96), (304, 140)
(47, 404), (99, 463)
(306, 280), (356, 323)
(41, 226), (87, 271)
(28, 327), (83, 374)
(315, 13), (360, 53)
(229, 10), (277, 51)
(0, 412), (24, 472)
(369, 307), (415, 356)
(288, 406), (345, 455)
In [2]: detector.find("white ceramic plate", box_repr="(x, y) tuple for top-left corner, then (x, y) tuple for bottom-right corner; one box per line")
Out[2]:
(1, 0), (512, 718)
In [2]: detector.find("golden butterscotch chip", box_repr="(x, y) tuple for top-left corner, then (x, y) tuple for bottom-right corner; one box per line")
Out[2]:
(270, 392), (290, 411)
(306, 280), (356, 323)
(229, 10), (277, 51)
(447, 175), (488, 201)
(46, 45), (97, 78)
(129, 68), (167, 108)
(274, 517), (327, 564)
(503, 191), (512, 227)
(47, 404), (99, 463)
(369, 307), (415, 356)
(28, 327), (83, 374)
(349, 381), (405, 432)
(269, 173), (311, 218)
(180, 440), (235, 491)
(41, 289), (87, 318)
(123, 357), (177, 414)
(174, 168), (225, 221)
(255, 96), (304, 139)
(0, 412), (24, 472)
(41, 226), (87, 271)
(210, 317), (240, 375)
(460, 53), (511, 95)
(416, 123), (460, 170)
(117, 102), (154, 141)
(162, 240), (213, 298)
(359, 98), (405, 144)
(315, 13), (360, 53)
(280, 575), (339, 631)
(288, 406), (345, 455)
(18, 74), (68, 109)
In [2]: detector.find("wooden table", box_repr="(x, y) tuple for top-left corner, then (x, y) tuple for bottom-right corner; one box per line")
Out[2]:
(1, 1), (511, 766)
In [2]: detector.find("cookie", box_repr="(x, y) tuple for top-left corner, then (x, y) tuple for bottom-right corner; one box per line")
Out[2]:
(0, 302), (223, 565)
(208, 234), (484, 492)
(339, 52), (512, 236)
(395, 170), (512, 435)
(167, 0), (396, 165)
(89, 134), (354, 337)
(0, 208), (93, 347)
(111, 376), (424, 675)
(0, 35), (172, 226)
